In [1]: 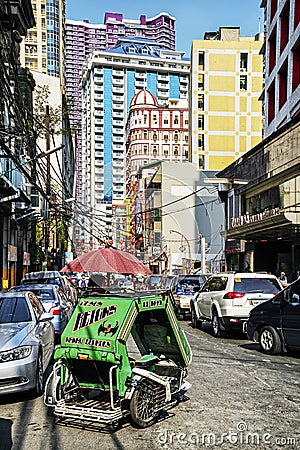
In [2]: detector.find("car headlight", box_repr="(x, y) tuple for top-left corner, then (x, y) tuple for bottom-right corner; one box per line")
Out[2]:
(0, 345), (32, 362)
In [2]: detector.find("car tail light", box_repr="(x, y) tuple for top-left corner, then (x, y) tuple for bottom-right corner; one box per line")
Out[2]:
(49, 306), (61, 315)
(223, 292), (245, 299)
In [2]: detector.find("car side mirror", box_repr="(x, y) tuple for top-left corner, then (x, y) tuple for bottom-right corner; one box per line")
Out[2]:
(39, 312), (54, 322)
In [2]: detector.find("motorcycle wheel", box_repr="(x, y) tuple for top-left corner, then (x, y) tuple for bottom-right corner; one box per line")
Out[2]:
(130, 378), (160, 428)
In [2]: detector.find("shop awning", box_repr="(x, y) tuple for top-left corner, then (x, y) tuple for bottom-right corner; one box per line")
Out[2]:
(0, 174), (31, 205)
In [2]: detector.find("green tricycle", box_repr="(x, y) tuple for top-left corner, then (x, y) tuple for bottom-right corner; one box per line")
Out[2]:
(44, 289), (192, 428)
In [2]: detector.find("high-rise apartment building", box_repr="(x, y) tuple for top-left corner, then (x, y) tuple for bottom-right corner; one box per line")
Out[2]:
(20, 0), (65, 79)
(79, 37), (189, 248)
(65, 12), (176, 200)
(190, 27), (264, 171)
(262, 0), (300, 137)
(104, 12), (175, 50)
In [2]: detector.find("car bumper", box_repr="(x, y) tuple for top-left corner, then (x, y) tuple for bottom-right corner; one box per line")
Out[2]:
(222, 316), (248, 330)
(0, 349), (38, 395)
(174, 296), (193, 314)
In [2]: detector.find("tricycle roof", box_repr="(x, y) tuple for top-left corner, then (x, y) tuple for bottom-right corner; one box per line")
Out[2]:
(58, 291), (191, 367)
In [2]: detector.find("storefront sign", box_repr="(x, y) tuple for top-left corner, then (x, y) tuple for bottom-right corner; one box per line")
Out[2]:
(230, 207), (280, 229)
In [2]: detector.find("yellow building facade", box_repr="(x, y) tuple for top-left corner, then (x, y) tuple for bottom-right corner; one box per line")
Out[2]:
(190, 27), (264, 171)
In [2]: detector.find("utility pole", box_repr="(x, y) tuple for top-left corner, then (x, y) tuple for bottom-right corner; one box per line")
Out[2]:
(44, 104), (50, 270)
(200, 235), (206, 274)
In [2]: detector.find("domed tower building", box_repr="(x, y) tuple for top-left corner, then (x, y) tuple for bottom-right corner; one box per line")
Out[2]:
(125, 88), (189, 253)
(126, 88), (189, 193)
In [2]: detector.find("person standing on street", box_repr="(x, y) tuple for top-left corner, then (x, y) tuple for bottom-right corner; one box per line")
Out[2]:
(278, 271), (288, 287)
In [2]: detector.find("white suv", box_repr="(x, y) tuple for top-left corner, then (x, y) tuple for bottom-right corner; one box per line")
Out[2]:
(190, 272), (283, 337)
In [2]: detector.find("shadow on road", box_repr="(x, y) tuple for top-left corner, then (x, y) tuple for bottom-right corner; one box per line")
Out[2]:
(0, 418), (13, 450)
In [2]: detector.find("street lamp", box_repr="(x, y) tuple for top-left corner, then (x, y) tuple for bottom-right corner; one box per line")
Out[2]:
(170, 229), (192, 274)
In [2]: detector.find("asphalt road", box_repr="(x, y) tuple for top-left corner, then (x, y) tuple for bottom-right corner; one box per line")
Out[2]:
(1, 322), (300, 450)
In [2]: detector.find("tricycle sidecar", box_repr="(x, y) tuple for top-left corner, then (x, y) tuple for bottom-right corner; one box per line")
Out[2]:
(44, 290), (192, 428)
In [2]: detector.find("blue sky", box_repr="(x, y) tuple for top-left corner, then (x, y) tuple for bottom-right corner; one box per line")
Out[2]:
(66, 0), (263, 56)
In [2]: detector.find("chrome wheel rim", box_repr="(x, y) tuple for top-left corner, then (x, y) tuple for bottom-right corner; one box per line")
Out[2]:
(212, 314), (219, 335)
(261, 330), (273, 351)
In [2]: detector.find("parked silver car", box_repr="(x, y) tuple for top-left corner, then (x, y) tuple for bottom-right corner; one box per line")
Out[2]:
(10, 284), (74, 338)
(0, 291), (54, 396)
(21, 270), (77, 304)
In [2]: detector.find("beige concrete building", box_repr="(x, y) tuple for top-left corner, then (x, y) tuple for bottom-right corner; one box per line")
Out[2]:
(190, 27), (264, 171)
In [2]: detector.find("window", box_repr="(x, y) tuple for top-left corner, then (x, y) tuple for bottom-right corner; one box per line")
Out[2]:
(143, 145), (148, 154)
(198, 134), (204, 149)
(292, 40), (300, 92)
(279, 59), (288, 109)
(280, 1), (290, 54)
(198, 155), (204, 170)
(198, 51), (205, 70)
(267, 81), (275, 124)
(198, 95), (204, 110)
(198, 74), (204, 90)
(268, 27), (277, 74)
(270, 0), (277, 20)
(198, 115), (204, 129)
(240, 75), (247, 90)
(240, 53), (248, 71)
(174, 116), (179, 125)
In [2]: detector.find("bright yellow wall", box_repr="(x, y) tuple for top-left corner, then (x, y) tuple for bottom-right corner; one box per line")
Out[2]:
(209, 135), (235, 151)
(251, 116), (262, 132)
(208, 53), (236, 71)
(252, 76), (263, 93)
(251, 97), (262, 112)
(208, 95), (236, 112)
(239, 116), (247, 131)
(208, 115), (235, 131)
(239, 136), (247, 153)
(251, 135), (262, 148)
(252, 53), (263, 72)
(239, 96), (247, 112)
(209, 75), (236, 92)
(209, 155), (235, 171)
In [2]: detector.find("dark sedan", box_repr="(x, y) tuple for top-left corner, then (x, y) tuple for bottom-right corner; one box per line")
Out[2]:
(246, 278), (300, 355)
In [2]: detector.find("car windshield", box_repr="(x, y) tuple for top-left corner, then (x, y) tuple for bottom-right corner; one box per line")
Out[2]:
(0, 297), (32, 323)
(176, 277), (200, 294)
(28, 289), (55, 302)
(233, 278), (282, 294)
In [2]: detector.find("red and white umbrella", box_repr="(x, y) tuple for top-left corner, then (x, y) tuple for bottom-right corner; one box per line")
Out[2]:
(60, 247), (152, 275)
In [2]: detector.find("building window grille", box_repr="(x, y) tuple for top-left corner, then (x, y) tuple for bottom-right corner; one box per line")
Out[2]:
(240, 75), (247, 90)
(240, 53), (248, 71)
(198, 51), (205, 70)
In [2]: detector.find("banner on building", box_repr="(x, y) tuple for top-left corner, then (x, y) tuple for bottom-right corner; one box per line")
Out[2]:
(8, 245), (17, 262)
(23, 252), (30, 266)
